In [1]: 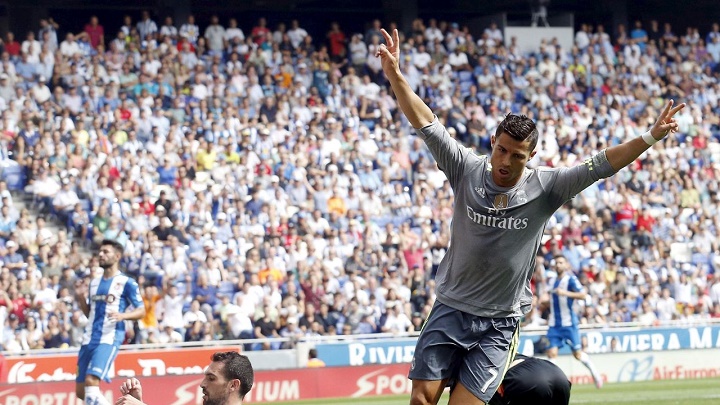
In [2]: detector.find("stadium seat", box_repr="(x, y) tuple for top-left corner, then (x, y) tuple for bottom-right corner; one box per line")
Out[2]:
(2, 165), (25, 191)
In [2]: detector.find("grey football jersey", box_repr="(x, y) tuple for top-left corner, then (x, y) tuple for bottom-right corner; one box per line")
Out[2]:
(416, 118), (616, 318)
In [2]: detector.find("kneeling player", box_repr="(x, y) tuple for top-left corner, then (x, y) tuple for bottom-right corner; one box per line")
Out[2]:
(489, 354), (572, 405)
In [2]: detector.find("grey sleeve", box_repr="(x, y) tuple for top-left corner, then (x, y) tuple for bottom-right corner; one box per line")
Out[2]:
(545, 149), (617, 207)
(415, 116), (471, 189)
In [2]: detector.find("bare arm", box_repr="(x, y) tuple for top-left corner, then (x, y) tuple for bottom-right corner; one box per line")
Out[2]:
(556, 289), (588, 300)
(109, 306), (146, 322)
(375, 29), (434, 129)
(76, 284), (90, 317)
(605, 100), (685, 171)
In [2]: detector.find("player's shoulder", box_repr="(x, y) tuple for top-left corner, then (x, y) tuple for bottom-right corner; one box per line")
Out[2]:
(469, 152), (488, 166)
(119, 273), (139, 286)
(532, 164), (562, 178)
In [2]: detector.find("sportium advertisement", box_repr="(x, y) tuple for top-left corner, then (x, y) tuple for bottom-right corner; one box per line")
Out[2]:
(1, 349), (720, 404)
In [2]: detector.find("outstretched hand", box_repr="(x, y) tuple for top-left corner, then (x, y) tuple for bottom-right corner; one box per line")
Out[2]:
(650, 100), (685, 140)
(119, 377), (143, 401)
(375, 28), (401, 74)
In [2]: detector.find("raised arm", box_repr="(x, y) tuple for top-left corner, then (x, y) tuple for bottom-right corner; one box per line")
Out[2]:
(605, 100), (685, 171)
(375, 29), (434, 129)
(76, 281), (90, 317)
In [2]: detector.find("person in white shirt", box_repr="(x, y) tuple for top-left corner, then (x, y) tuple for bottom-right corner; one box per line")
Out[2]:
(159, 16), (178, 40)
(179, 15), (199, 44)
(655, 287), (677, 321)
(182, 300), (209, 328)
(349, 34), (368, 69)
(136, 10), (158, 41)
(31, 78), (51, 104)
(158, 285), (186, 331)
(381, 303), (412, 333)
(32, 277), (58, 312)
(424, 19), (443, 43)
(412, 44), (432, 70)
(225, 18), (245, 43)
(225, 295), (254, 339)
(32, 170), (61, 204)
(287, 20), (308, 49)
(22, 32), (42, 60)
(60, 33), (81, 57)
(52, 180), (79, 223)
(484, 21), (503, 43)
(157, 323), (184, 343)
(448, 49), (470, 71)
(575, 23), (590, 50)
(204, 15), (226, 54)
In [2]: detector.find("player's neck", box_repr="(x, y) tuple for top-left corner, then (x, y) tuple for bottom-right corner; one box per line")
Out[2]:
(102, 266), (119, 279)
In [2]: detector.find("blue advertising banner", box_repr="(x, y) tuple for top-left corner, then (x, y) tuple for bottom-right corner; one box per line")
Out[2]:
(316, 326), (720, 366)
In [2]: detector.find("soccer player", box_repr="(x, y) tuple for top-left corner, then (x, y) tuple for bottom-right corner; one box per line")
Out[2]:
(114, 351), (254, 405)
(546, 255), (603, 388)
(374, 28), (683, 405)
(488, 354), (572, 405)
(76, 239), (146, 405)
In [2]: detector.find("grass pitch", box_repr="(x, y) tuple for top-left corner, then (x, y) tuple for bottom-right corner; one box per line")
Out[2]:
(273, 378), (720, 404)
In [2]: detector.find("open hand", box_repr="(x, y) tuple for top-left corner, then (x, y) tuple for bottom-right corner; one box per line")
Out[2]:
(108, 311), (125, 322)
(119, 377), (143, 401)
(375, 28), (400, 74)
(650, 100), (685, 140)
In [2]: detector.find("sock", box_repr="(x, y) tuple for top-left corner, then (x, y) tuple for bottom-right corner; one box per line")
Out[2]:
(85, 386), (111, 405)
(578, 352), (602, 386)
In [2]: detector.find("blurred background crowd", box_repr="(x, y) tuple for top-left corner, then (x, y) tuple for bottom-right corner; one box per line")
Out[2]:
(0, 11), (719, 352)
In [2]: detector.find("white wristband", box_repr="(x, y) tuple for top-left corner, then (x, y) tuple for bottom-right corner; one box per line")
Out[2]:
(641, 131), (659, 146)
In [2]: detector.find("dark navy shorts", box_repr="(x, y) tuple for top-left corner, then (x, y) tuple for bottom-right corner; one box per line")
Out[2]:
(409, 301), (520, 403)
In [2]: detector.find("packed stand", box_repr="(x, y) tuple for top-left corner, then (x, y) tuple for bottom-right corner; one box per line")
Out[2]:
(0, 12), (719, 353)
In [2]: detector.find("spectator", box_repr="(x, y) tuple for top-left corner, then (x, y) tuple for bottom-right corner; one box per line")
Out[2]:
(137, 11), (158, 42)
(84, 16), (105, 50)
(0, 13), (717, 357)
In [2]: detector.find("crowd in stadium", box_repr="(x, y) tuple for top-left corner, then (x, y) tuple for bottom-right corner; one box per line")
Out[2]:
(0, 11), (719, 352)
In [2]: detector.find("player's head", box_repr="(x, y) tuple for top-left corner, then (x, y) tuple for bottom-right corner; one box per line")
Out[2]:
(98, 239), (124, 269)
(553, 254), (570, 275)
(200, 351), (254, 404)
(490, 114), (538, 187)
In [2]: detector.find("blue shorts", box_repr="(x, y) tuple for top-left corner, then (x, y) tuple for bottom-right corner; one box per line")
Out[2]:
(547, 326), (582, 352)
(76, 343), (120, 383)
(409, 301), (520, 403)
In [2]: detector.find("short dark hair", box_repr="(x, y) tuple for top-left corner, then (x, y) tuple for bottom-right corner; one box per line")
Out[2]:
(211, 352), (254, 399)
(100, 239), (124, 254)
(495, 114), (539, 152)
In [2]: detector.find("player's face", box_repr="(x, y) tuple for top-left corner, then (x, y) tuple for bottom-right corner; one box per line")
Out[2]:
(555, 257), (569, 274)
(490, 132), (536, 187)
(97, 245), (119, 269)
(200, 362), (237, 405)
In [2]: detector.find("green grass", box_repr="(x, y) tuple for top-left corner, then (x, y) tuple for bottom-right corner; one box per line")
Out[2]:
(271, 378), (720, 405)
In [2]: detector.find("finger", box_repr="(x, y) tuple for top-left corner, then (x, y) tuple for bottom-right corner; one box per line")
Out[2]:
(669, 102), (686, 117)
(376, 44), (391, 58)
(659, 100), (673, 119)
(393, 29), (400, 48)
(380, 29), (393, 48)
